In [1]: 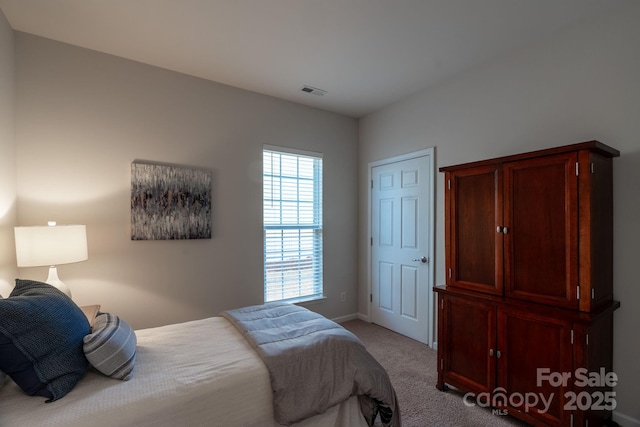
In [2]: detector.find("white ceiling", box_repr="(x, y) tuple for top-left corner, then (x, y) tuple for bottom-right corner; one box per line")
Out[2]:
(0, 0), (630, 117)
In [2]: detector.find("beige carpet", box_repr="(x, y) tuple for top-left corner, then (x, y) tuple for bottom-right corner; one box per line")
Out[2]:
(342, 319), (530, 427)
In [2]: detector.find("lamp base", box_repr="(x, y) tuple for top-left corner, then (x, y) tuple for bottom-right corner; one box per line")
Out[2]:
(45, 266), (72, 298)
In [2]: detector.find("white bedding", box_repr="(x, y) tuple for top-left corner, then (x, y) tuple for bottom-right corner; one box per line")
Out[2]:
(0, 317), (368, 427)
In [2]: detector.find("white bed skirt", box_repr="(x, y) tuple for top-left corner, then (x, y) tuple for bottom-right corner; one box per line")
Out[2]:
(0, 317), (369, 427)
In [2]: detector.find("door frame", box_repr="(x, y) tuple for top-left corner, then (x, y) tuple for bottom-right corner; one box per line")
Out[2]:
(367, 147), (436, 347)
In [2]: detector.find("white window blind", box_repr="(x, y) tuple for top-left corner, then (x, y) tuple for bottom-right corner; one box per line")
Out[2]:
(263, 146), (323, 303)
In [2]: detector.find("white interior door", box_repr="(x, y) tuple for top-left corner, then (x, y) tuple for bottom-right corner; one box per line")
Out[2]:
(370, 149), (434, 345)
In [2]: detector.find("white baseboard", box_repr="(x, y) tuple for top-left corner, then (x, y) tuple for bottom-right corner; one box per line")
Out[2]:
(614, 411), (640, 427)
(332, 312), (373, 323)
(331, 313), (360, 323)
(357, 312), (370, 322)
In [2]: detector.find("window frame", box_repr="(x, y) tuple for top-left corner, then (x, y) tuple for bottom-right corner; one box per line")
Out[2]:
(263, 145), (324, 304)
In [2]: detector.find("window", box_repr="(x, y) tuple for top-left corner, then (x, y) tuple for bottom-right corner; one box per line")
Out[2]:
(263, 146), (323, 303)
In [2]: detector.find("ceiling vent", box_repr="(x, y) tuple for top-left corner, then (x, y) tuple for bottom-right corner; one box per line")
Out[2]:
(300, 85), (327, 96)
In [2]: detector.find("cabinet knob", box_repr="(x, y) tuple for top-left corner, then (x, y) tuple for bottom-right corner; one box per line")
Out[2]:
(489, 348), (494, 357)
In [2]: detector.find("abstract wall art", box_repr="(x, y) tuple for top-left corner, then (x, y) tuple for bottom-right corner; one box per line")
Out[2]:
(131, 161), (212, 240)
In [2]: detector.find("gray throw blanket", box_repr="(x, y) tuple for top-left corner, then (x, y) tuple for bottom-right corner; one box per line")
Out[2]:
(221, 302), (401, 426)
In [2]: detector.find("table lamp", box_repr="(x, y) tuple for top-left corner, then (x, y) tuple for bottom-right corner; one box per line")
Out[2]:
(14, 221), (88, 298)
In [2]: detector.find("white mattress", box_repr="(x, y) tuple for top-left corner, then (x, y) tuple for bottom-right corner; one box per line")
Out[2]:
(0, 317), (368, 427)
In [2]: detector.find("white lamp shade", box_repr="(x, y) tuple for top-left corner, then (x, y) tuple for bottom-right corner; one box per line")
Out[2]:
(14, 225), (88, 267)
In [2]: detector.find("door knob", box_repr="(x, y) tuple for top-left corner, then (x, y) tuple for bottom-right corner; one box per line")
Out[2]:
(412, 256), (428, 264)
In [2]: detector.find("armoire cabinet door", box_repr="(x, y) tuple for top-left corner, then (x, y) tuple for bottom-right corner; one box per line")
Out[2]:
(446, 165), (503, 295)
(578, 150), (615, 312)
(438, 294), (496, 394)
(503, 152), (578, 309)
(497, 307), (573, 426)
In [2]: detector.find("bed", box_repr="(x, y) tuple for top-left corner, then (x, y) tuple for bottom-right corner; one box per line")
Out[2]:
(0, 282), (400, 427)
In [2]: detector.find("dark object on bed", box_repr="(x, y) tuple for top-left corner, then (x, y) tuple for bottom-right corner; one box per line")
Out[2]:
(222, 302), (401, 427)
(0, 279), (90, 401)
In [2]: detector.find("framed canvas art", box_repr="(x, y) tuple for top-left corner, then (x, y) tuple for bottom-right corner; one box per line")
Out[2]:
(131, 161), (212, 240)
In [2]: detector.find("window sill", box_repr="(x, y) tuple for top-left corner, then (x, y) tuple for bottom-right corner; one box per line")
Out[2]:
(272, 295), (327, 306)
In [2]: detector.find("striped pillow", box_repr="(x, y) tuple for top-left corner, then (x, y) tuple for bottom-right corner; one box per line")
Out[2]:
(83, 313), (137, 380)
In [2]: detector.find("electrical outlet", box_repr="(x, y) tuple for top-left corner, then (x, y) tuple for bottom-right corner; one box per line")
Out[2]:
(340, 292), (346, 302)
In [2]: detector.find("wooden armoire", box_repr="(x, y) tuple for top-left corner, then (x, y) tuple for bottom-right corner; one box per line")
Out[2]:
(434, 141), (619, 427)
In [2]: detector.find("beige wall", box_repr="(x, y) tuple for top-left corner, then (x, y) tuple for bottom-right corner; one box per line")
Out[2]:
(0, 9), (17, 297)
(358, 2), (640, 425)
(14, 33), (359, 328)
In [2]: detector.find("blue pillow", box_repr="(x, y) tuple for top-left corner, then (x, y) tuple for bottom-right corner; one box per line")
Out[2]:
(0, 292), (5, 389)
(0, 295), (4, 388)
(0, 279), (90, 401)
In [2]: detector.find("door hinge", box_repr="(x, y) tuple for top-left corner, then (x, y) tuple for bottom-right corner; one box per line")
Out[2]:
(370, 293), (373, 303)
(370, 237), (373, 246)
(448, 268), (452, 278)
(586, 333), (589, 346)
(571, 329), (574, 345)
(440, 358), (443, 370)
(447, 179), (451, 190)
(371, 179), (374, 189)
(576, 162), (579, 176)
(591, 288), (595, 299)
(591, 162), (595, 174)
(441, 299), (444, 309)
(577, 285), (580, 299)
